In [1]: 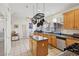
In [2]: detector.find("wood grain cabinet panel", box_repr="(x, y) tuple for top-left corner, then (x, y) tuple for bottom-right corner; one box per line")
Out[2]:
(43, 34), (51, 45)
(48, 34), (57, 48)
(75, 9), (79, 29)
(51, 35), (57, 48)
(64, 12), (70, 29)
(32, 40), (37, 55)
(64, 10), (75, 29)
(66, 37), (76, 47)
(37, 40), (48, 56)
(48, 35), (52, 45)
(32, 39), (48, 56)
(43, 34), (57, 48)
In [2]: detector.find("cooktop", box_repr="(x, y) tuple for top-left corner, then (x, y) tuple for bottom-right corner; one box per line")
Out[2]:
(64, 43), (79, 55)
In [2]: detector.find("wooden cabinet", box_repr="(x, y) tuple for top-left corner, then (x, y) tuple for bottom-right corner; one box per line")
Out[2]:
(64, 12), (69, 29)
(43, 34), (57, 48)
(64, 10), (75, 29)
(48, 35), (52, 45)
(64, 8), (79, 29)
(51, 35), (57, 47)
(33, 33), (57, 48)
(66, 37), (76, 47)
(43, 34), (51, 45)
(32, 40), (37, 55)
(43, 34), (48, 38)
(48, 34), (57, 48)
(32, 39), (48, 56)
(75, 9), (79, 29)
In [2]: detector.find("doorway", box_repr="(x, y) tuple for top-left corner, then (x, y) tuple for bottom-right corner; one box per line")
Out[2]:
(22, 25), (27, 39)
(0, 18), (5, 56)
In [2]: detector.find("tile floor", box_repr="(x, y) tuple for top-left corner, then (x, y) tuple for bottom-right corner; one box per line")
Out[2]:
(10, 39), (63, 56)
(10, 38), (30, 56)
(48, 46), (63, 56)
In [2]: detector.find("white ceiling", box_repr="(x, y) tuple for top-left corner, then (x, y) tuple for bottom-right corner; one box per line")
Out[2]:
(5, 3), (79, 20)
(44, 3), (79, 16)
(9, 3), (79, 18)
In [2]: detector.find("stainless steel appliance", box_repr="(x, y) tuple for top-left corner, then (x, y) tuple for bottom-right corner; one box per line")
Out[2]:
(57, 38), (66, 51)
(58, 43), (79, 56)
(56, 35), (67, 51)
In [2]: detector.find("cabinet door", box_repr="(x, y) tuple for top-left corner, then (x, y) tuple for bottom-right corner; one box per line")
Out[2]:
(43, 34), (51, 45)
(51, 35), (57, 47)
(37, 40), (48, 56)
(66, 37), (76, 47)
(68, 10), (75, 29)
(75, 9), (79, 29)
(64, 12), (69, 29)
(48, 35), (52, 45)
(52, 36), (57, 47)
(64, 10), (75, 29)
(32, 40), (37, 56)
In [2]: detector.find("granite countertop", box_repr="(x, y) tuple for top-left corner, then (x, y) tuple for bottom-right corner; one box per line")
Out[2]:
(34, 31), (79, 40)
(43, 32), (70, 40)
(55, 34), (69, 40)
(34, 31), (70, 40)
(32, 35), (48, 41)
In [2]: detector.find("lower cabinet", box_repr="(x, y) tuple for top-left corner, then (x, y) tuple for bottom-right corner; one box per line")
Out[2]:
(33, 33), (57, 49)
(32, 39), (48, 56)
(48, 34), (57, 48)
(48, 35), (52, 45)
(66, 37), (76, 47)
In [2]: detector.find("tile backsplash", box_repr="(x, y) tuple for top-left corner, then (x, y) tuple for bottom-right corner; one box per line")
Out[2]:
(61, 29), (79, 34)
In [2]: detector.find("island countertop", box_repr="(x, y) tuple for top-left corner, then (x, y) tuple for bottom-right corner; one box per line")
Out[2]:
(31, 35), (48, 41)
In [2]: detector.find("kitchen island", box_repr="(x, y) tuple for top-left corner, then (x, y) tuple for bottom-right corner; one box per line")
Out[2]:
(31, 35), (48, 56)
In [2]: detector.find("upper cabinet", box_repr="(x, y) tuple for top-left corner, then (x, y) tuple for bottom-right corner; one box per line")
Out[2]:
(64, 10), (75, 29)
(74, 9), (79, 29)
(64, 9), (79, 29)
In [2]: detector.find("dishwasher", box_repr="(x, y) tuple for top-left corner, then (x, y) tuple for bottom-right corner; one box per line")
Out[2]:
(57, 37), (66, 51)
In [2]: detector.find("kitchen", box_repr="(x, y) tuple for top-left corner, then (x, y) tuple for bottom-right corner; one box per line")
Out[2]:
(1, 3), (79, 56)
(30, 4), (79, 56)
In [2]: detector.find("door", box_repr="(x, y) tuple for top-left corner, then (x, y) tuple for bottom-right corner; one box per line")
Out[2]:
(75, 9), (79, 29)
